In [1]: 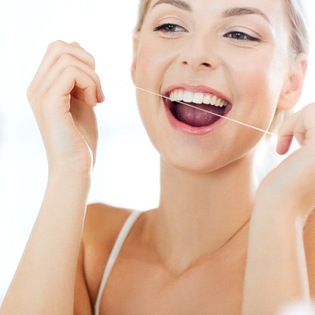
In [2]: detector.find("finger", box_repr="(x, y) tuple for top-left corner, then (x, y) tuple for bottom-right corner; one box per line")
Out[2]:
(29, 41), (96, 94)
(276, 134), (293, 155)
(276, 111), (299, 155)
(276, 104), (315, 155)
(44, 40), (95, 71)
(37, 65), (99, 116)
(29, 53), (104, 105)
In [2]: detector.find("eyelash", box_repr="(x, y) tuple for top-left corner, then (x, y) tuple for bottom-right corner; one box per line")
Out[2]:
(154, 24), (261, 43)
(224, 31), (260, 42)
(154, 23), (187, 33)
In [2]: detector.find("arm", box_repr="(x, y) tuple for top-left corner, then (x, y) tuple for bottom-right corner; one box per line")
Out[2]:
(242, 104), (315, 315)
(243, 203), (310, 315)
(0, 41), (104, 315)
(304, 212), (315, 298)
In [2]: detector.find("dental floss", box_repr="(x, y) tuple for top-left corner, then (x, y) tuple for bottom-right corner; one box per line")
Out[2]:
(115, 79), (277, 137)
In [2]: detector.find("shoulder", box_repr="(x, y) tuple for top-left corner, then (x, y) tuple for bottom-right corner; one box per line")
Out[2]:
(81, 203), (132, 303)
(83, 203), (131, 248)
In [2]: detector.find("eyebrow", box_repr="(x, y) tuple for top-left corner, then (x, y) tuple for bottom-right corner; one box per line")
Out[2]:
(151, 0), (192, 12)
(151, 2), (270, 24)
(222, 7), (270, 23)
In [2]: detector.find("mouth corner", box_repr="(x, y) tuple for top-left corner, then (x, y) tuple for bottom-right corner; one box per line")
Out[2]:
(224, 101), (233, 114)
(161, 92), (175, 110)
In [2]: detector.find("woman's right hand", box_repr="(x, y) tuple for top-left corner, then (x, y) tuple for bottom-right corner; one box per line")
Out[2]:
(27, 41), (104, 174)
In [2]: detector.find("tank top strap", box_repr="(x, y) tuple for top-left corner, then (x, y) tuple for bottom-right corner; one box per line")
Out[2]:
(94, 210), (142, 315)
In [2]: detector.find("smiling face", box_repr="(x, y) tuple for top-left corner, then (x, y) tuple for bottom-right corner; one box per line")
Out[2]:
(132, 0), (306, 172)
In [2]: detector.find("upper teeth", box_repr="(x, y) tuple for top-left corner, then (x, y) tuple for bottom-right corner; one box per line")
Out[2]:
(169, 89), (228, 107)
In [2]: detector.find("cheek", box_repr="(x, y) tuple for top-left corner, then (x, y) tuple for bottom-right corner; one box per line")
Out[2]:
(228, 52), (285, 108)
(133, 42), (164, 141)
(223, 51), (287, 135)
(134, 38), (167, 87)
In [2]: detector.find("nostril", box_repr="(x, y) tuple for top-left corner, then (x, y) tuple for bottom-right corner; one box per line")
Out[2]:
(201, 62), (211, 68)
(181, 60), (212, 68)
(182, 60), (212, 68)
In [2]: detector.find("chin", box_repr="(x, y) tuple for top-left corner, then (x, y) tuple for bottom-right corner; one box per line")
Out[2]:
(159, 140), (258, 176)
(160, 150), (232, 175)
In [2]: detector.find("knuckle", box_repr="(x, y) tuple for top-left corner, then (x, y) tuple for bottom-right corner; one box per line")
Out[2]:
(26, 82), (40, 104)
(26, 85), (34, 102)
(61, 64), (83, 81)
(47, 40), (96, 70)
(70, 41), (81, 48)
(80, 49), (96, 69)
(47, 40), (66, 52)
(66, 64), (78, 74)
(95, 73), (101, 86)
(89, 54), (96, 68)
(27, 86), (41, 110)
(58, 53), (77, 66)
(81, 51), (96, 70)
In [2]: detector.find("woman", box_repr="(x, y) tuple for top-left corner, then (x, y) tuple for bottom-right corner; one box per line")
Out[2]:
(1, 0), (314, 314)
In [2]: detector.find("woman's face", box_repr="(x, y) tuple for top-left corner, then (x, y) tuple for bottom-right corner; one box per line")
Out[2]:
(132, 0), (293, 172)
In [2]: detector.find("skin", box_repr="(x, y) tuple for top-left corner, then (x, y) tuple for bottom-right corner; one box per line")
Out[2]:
(1, 0), (315, 314)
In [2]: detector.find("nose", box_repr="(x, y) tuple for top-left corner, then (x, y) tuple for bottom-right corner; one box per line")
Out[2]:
(180, 33), (217, 71)
(182, 60), (212, 68)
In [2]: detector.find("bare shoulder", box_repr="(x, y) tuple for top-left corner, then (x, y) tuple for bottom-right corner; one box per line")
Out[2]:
(81, 203), (132, 305)
(83, 203), (131, 248)
(304, 210), (315, 297)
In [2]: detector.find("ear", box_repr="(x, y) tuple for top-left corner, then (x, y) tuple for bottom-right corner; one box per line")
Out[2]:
(277, 53), (308, 110)
(131, 32), (140, 84)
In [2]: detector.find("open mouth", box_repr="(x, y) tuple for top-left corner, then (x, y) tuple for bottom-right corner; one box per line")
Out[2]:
(164, 89), (232, 128)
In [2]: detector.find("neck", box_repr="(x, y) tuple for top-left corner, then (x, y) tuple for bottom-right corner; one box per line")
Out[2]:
(152, 154), (257, 274)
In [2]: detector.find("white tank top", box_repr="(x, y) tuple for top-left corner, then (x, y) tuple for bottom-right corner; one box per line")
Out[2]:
(94, 210), (142, 315)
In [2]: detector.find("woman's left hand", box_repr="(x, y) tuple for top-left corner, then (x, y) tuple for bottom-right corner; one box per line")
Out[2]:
(257, 103), (315, 221)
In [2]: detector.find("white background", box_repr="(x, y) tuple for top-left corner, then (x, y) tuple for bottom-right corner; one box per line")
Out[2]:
(0, 0), (314, 302)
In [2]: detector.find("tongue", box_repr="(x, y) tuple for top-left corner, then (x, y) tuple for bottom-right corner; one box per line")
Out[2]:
(173, 103), (225, 127)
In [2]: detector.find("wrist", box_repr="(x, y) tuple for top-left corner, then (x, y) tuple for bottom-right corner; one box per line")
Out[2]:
(48, 158), (93, 178)
(47, 165), (92, 192)
(255, 186), (309, 225)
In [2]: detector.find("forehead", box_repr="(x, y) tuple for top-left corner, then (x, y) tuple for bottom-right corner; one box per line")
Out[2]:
(148, 0), (287, 23)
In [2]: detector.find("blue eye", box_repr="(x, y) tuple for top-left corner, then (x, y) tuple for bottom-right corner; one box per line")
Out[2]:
(154, 23), (186, 33)
(225, 31), (260, 42)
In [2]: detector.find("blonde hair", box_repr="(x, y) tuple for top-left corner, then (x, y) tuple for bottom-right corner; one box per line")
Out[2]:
(269, 0), (309, 132)
(135, 0), (151, 32)
(285, 0), (309, 57)
(135, 0), (309, 132)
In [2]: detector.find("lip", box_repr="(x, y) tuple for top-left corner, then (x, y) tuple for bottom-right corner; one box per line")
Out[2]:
(162, 83), (232, 135)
